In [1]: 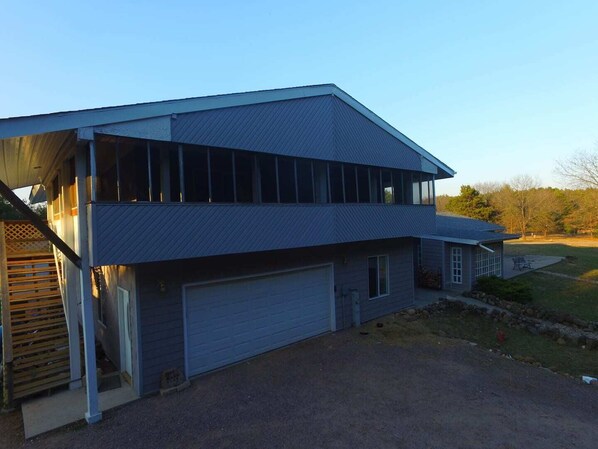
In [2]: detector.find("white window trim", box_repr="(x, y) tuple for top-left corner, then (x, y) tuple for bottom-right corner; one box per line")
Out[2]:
(368, 254), (390, 300)
(451, 247), (463, 285)
(475, 245), (502, 279)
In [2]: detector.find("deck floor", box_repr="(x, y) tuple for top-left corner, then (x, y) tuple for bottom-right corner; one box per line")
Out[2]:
(21, 381), (137, 438)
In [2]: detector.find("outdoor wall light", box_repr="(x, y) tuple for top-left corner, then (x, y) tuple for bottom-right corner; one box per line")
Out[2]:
(158, 280), (167, 293)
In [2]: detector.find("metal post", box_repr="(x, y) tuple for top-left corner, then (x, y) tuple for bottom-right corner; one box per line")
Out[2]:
(178, 145), (185, 202)
(89, 140), (97, 202)
(76, 144), (101, 424)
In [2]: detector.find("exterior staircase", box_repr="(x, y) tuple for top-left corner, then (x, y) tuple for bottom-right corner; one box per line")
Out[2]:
(1, 221), (72, 404)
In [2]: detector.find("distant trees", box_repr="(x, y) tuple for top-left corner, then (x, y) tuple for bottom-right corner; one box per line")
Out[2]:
(445, 185), (497, 221)
(0, 196), (47, 220)
(556, 145), (598, 189)
(438, 179), (597, 238)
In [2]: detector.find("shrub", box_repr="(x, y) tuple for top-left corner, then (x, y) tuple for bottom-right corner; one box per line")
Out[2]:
(475, 276), (533, 304)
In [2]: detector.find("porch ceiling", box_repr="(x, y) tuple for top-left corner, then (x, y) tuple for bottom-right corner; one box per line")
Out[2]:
(0, 130), (75, 189)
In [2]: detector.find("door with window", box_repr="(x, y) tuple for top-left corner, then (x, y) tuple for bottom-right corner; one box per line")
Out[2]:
(451, 247), (463, 285)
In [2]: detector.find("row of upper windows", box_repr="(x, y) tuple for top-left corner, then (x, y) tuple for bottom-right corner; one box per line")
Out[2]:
(62, 136), (435, 206)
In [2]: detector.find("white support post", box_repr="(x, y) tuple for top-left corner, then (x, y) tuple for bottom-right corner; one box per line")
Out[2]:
(76, 143), (102, 424)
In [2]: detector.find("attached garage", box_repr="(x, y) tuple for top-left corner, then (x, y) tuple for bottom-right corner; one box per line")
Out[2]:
(183, 265), (335, 377)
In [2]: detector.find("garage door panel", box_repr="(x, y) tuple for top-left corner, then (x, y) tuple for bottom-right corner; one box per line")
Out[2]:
(185, 266), (332, 376)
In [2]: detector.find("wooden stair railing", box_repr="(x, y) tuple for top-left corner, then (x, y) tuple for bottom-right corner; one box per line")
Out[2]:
(1, 221), (72, 406)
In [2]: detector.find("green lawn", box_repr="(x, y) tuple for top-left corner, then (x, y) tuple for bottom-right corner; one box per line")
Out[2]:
(504, 241), (598, 321)
(515, 272), (598, 321)
(424, 312), (598, 377)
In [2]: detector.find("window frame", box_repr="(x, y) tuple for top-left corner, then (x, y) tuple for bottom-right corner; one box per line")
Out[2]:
(451, 247), (463, 284)
(368, 254), (390, 300)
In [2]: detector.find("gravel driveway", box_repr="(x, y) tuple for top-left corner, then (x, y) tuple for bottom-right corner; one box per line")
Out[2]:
(1, 328), (597, 449)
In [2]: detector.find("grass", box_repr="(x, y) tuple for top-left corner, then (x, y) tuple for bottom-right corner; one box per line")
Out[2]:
(366, 312), (598, 378)
(515, 272), (598, 321)
(504, 239), (598, 321)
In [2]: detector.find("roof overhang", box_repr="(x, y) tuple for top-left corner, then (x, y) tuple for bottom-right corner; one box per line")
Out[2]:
(419, 232), (520, 246)
(0, 84), (455, 190)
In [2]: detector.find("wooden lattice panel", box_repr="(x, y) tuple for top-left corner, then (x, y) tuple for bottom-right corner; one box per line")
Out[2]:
(4, 222), (46, 241)
(4, 222), (51, 255)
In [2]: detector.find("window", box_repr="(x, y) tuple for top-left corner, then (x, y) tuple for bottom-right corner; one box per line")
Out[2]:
(451, 247), (463, 284)
(51, 176), (61, 218)
(329, 163), (344, 203)
(356, 166), (370, 203)
(411, 173), (421, 205)
(235, 152), (255, 203)
(169, 148), (182, 202)
(278, 157), (297, 203)
(296, 159), (314, 203)
(475, 246), (502, 279)
(313, 161), (328, 203)
(210, 148), (234, 202)
(343, 165), (358, 203)
(95, 140), (118, 201)
(368, 255), (389, 299)
(258, 154), (278, 203)
(68, 157), (78, 214)
(183, 147), (209, 202)
(119, 140), (150, 201)
(393, 170), (404, 204)
(382, 170), (393, 204)
(370, 168), (381, 203)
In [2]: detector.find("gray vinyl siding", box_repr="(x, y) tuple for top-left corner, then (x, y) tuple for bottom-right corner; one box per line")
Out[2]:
(137, 239), (415, 394)
(90, 203), (434, 266)
(171, 96), (422, 172)
(420, 239), (444, 273)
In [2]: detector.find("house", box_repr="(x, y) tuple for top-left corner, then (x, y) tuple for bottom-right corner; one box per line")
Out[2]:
(0, 84), (454, 422)
(417, 212), (519, 291)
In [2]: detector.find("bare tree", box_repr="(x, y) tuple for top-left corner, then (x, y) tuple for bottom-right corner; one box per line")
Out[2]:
(555, 145), (598, 189)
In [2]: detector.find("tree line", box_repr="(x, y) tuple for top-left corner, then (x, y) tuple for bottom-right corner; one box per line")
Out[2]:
(438, 179), (597, 237)
(438, 145), (598, 237)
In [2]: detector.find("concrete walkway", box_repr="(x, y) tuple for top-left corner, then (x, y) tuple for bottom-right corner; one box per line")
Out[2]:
(21, 380), (137, 438)
(503, 255), (564, 279)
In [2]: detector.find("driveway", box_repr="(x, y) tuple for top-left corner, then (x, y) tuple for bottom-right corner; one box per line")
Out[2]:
(1, 328), (597, 449)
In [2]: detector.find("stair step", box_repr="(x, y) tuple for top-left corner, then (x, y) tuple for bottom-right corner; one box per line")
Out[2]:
(13, 337), (69, 357)
(11, 317), (67, 333)
(13, 348), (70, 370)
(12, 327), (69, 345)
(8, 274), (60, 285)
(8, 282), (60, 293)
(14, 372), (71, 399)
(7, 266), (57, 276)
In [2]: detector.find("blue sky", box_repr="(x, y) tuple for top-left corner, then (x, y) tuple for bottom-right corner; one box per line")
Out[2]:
(2, 0), (597, 196)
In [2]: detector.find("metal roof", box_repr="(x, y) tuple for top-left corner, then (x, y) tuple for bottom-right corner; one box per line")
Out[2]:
(420, 213), (518, 245)
(0, 84), (455, 190)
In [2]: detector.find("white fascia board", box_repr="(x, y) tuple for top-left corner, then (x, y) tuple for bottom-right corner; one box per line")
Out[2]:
(0, 85), (336, 140)
(331, 87), (456, 178)
(418, 234), (479, 246)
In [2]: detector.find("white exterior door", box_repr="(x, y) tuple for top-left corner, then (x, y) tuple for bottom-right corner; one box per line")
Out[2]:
(118, 287), (133, 378)
(184, 265), (334, 377)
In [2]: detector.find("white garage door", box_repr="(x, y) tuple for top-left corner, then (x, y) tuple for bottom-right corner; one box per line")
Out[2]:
(184, 265), (334, 377)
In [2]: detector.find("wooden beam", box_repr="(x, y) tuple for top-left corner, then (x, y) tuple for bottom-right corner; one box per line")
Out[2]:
(0, 222), (14, 410)
(0, 180), (81, 268)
